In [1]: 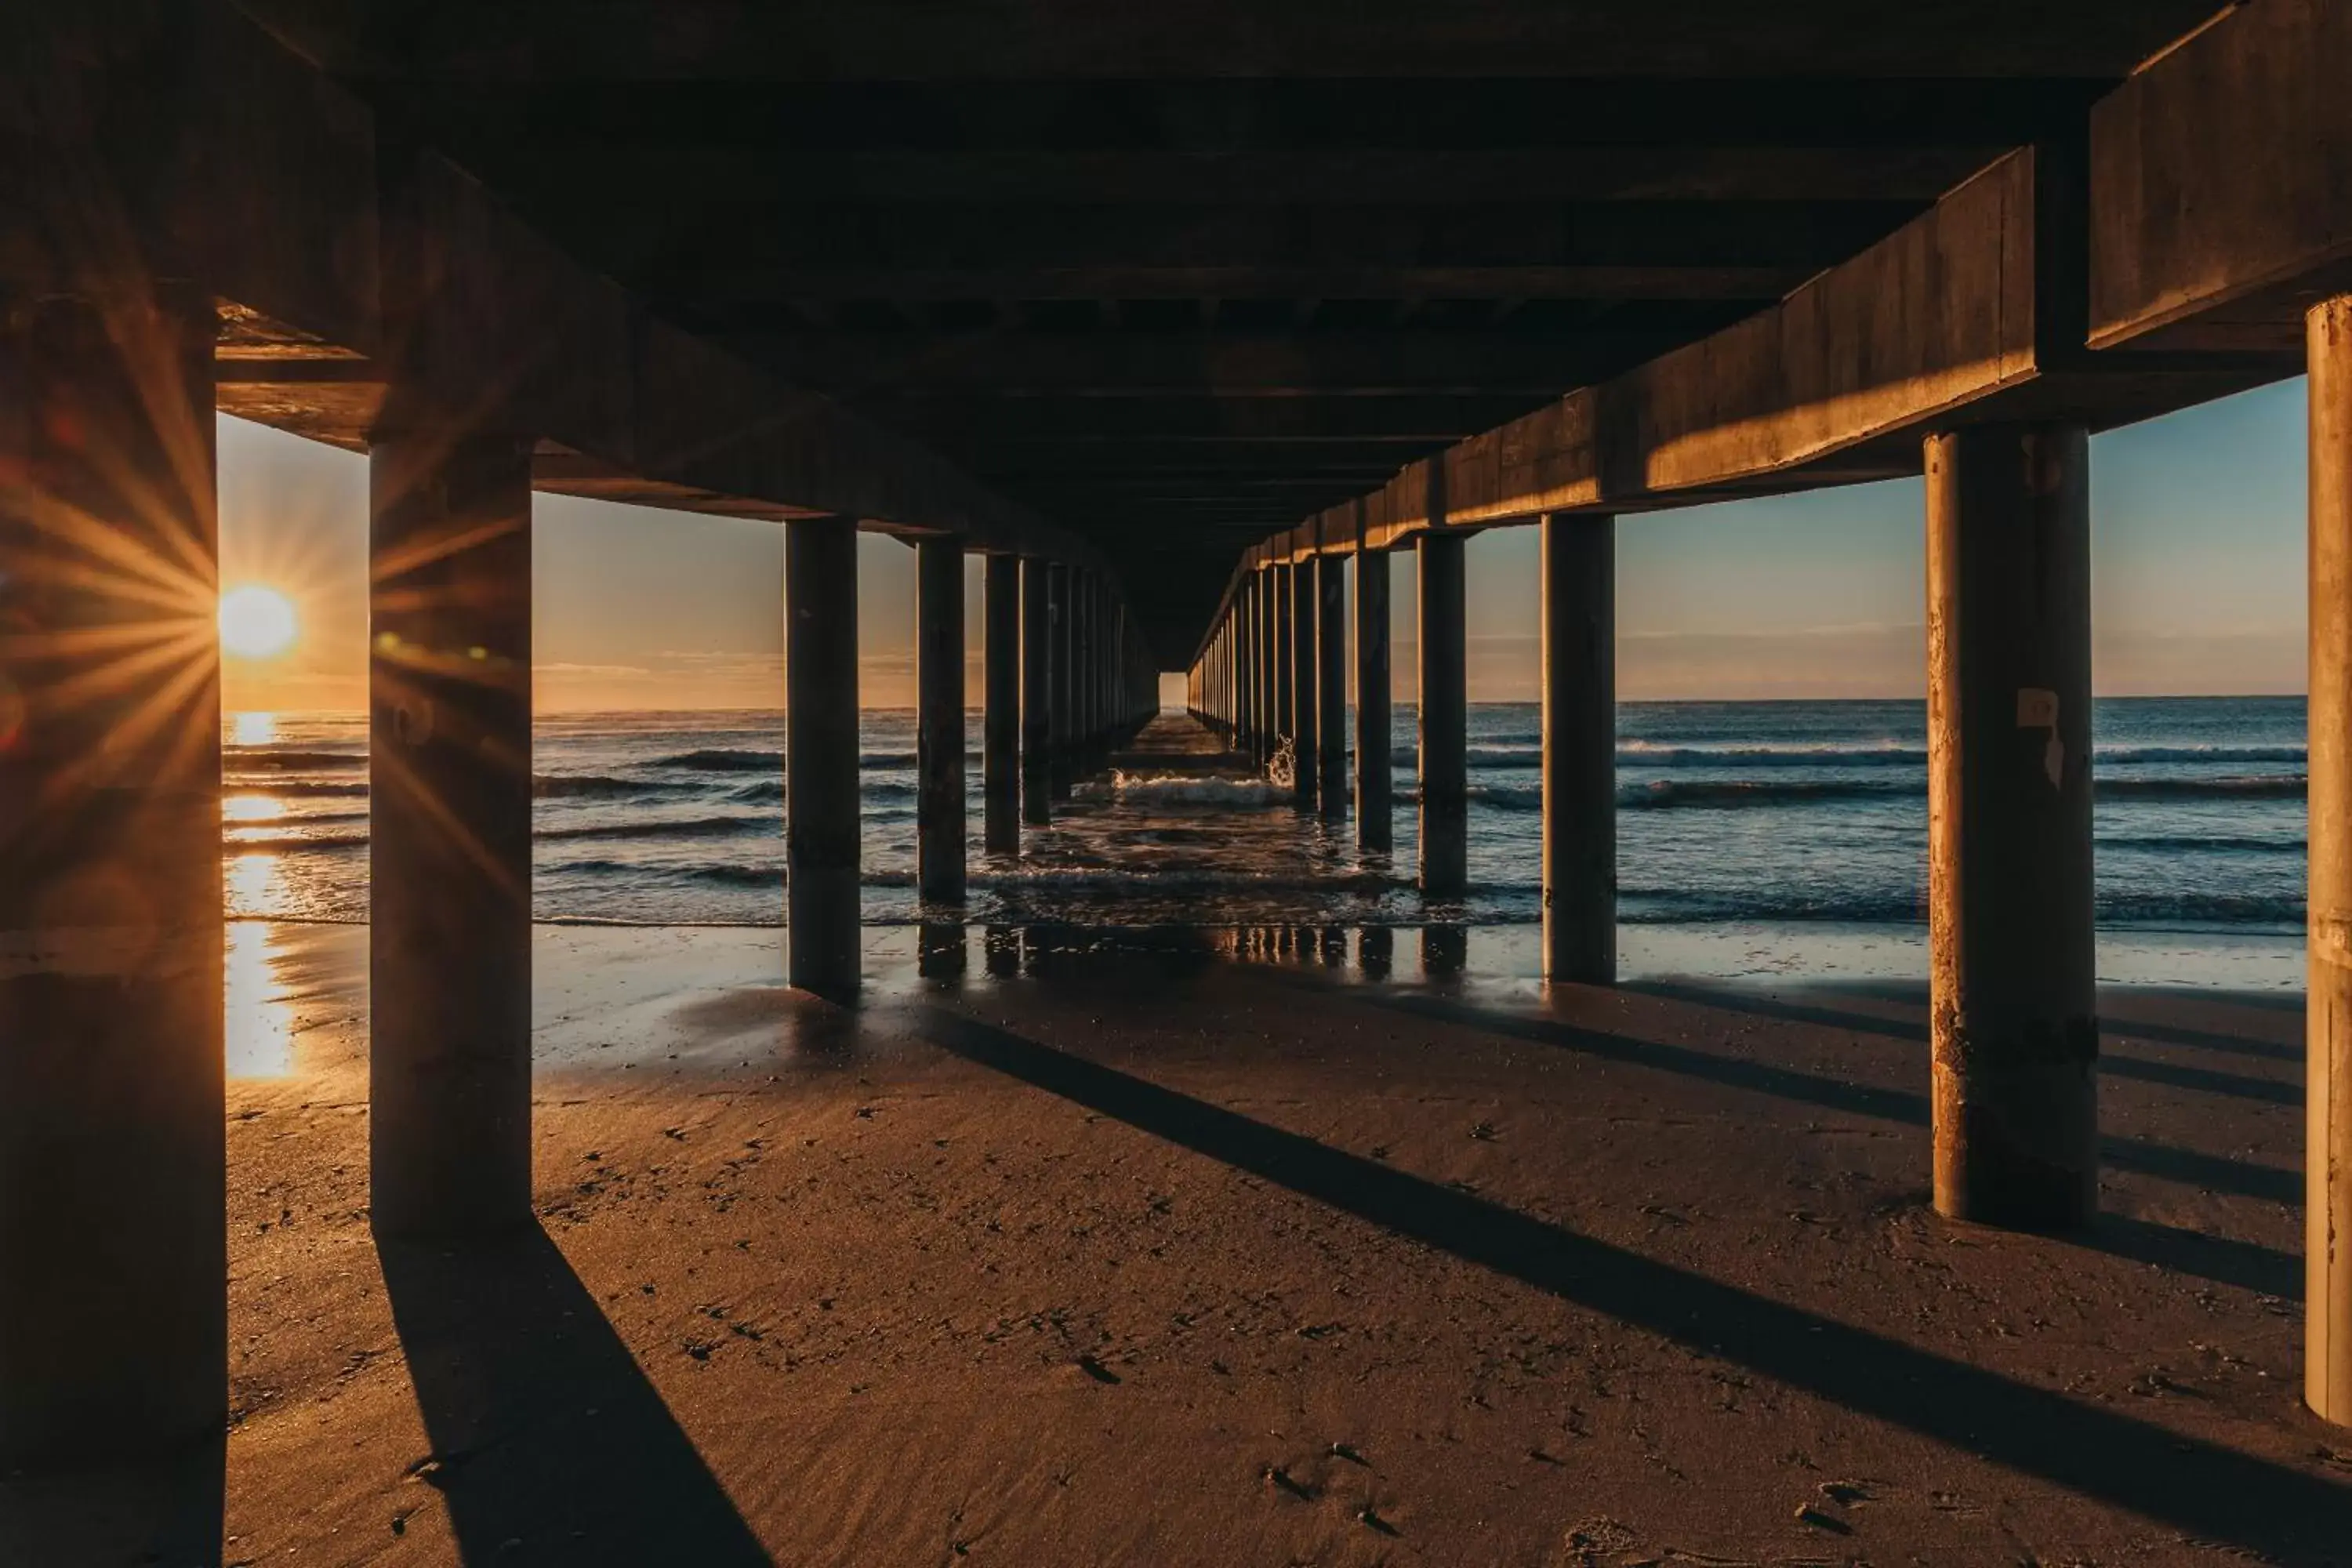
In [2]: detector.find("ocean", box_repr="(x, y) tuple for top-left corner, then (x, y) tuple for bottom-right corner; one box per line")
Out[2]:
(219, 697), (2308, 979)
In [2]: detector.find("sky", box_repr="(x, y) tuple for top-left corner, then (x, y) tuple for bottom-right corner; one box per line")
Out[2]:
(217, 376), (2310, 713)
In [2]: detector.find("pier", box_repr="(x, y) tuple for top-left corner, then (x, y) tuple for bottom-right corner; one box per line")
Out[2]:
(6, 2), (2352, 1559)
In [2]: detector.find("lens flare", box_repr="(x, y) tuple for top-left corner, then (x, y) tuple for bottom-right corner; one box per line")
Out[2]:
(219, 584), (298, 659)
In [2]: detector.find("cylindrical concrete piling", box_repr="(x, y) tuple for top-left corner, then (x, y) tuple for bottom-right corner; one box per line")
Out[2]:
(1925, 425), (2096, 1230)
(1261, 569), (1280, 767)
(1291, 557), (1319, 808)
(1541, 513), (1616, 984)
(916, 536), (966, 903)
(1317, 554), (1348, 819)
(1417, 532), (1469, 897)
(1049, 563), (1073, 798)
(1356, 545), (1394, 851)
(2307, 292), (2352, 1427)
(786, 516), (862, 996)
(1022, 557), (1051, 826)
(369, 425), (535, 1239)
(0, 284), (226, 1464)
(1242, 585), (1261, 757)
(984, 554), (1021, 854)
(1273, 564), (1295, 776)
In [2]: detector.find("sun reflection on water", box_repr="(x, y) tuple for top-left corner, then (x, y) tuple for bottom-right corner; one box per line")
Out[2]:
(223, 793), (285, 823)
(224, 851), (295, 919)
(224, 922), (295, 1079)
(231, 710), (279, 746)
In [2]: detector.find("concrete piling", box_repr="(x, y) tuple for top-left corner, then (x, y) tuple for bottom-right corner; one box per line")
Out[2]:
(1541, 513), (1616, 985)
(786, 516), (862, 996)
(916, 536), (966, 903)
(1417, 532), (1469, 898)
(1924, 425), (2096, 1230)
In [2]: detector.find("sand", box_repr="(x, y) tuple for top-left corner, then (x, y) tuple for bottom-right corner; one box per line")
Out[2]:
(5, 919), (2350, 1566)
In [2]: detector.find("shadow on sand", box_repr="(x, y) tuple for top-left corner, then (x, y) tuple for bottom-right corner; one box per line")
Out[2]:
(0, 1438), (223, 1568)
(379, 1225), (771, 1566)
(1345, 985), (2304, 1296)
(901, 1004), (2352, 1563)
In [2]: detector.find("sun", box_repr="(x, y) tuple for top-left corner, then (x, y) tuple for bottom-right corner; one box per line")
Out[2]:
(219, 584), (299, 660)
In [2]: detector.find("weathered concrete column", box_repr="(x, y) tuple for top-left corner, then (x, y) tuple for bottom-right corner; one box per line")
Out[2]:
(1272, 565), (1294, 775)
(1541, 513), (1616, 984)
(984, 554), (1021, 854)
(916, 536), (965, 903)
(1048, 564), (1073, 798)
(1417, 532), (1469, 897)
(369, 421), (535, 1239)
(1317, 554), (1348, 819)
(1242, 587), (1261, 761)
(1, 282), (225, 1462)
(2307, 292), (2352, 1427)
(1925, 425), (2095, 1230)
(1291, 557), (1319, 808)
(1356, 545), (1394, 851)
(786, 517), (862, 996)
(1021, 557), (1051, 826)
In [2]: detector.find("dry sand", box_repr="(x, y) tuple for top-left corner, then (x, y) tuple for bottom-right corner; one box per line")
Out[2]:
(6, 920), (2351, 1566)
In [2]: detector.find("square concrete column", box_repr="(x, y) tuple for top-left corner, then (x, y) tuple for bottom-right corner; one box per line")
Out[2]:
(2307, 292), (2352, 1427)
(1316, 554), (1349, 819)
(916, 536), (965, 903)
(1417, 532), (1469, 897)
(1, 281), (225, 1463)
(1021, 557), (1051, 825)
(983, 554), (1021, 854)
(1541, 513), (1616, 984)
(1356, 546), (1394, 851)
(1290, 558), (1319, 809)
(369, 423), (535, 1238)
(786, 516), (862, 996)
(1925, 425), (2096, 1230)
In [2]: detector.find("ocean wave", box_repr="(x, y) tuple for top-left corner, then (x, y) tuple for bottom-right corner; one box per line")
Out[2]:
(2098, 832), (2305, 854)
(2098, 776), (2304, 799)
(2096, 744), (2305, 764)
(649, 748), (782, 771)
(1618, 779), (1919, 810)
(536, 815), (776, 842)
(552, 858), (782, 888)
(1098, 771), (1290, 805)
(860, 749), (918, 768)
(1617, 742), (1926, 769)
(728, 780), (786, 804)
(223, 831), (369, 853)
(1468, 784), (1541, 812)
(258, 781), (370, 798)
(223, 750), (366, 771)
(533, 774), (702, 799)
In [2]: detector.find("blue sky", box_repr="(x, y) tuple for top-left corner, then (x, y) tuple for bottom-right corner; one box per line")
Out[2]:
(219, 377), (2310, 711)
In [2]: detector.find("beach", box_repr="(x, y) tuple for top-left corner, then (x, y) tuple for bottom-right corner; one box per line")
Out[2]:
(9, 916), (2346, 1565)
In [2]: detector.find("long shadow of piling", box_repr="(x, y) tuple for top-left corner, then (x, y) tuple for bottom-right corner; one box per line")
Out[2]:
(1356, 987), (2302, 1206)
(0, 1438), (222, 1568)
(1628, 980), (2304, 1095)
(378, 1225), (771, 1566)
(898, 1006), (2351, 1561)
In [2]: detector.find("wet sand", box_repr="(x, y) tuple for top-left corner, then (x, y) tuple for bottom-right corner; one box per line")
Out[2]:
(7, 920), (2350, 1566)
